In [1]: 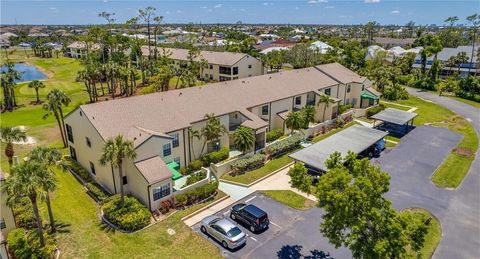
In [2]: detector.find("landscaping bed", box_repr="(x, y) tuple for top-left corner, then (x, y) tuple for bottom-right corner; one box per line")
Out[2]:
(260, 190), (316, 210)
(102, 195), (152, 232)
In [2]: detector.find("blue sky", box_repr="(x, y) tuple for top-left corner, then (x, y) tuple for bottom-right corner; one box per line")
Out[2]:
(1, 1), (478, 25)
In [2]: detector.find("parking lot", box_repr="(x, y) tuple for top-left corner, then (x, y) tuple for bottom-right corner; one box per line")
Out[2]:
(192, 193), (351, 259)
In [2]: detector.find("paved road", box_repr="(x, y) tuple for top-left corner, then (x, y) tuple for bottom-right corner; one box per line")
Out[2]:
(405, 88), (480, 259)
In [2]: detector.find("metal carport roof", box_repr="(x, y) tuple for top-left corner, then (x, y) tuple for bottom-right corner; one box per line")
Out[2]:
(289, 125), (388, 171)
(370, 108), (418, 125)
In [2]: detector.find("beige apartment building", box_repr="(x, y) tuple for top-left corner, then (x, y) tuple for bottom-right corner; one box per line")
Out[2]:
(65, 41), (100, 59)
(141, 46), (265, 81)
(64, 63), (379, 211)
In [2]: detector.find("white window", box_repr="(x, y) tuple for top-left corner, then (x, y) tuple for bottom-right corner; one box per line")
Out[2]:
(153, 183), (171, 201)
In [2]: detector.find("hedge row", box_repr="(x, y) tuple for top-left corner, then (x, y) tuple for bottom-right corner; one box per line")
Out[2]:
(366, 104), (386, 118)
(264, 134), (303, 158)
(231, 154), (266, 174)
(175, 181), (219, 208)
(7, 228), (56, 259)
(266, 129), (284, 143)
(182, 170), (207, 188)
(201, 147), (229, 165)
(102, 195), (151, 232)
(85, 182), (110, 203)
(65, 157), (92, 183)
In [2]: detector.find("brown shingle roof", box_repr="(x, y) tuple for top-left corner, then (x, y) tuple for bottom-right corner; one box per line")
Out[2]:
(141, 46), (252, 66)
(315, 63), (366, 84)
(134, 156), (171, 184)
(76, 63), (361, 140)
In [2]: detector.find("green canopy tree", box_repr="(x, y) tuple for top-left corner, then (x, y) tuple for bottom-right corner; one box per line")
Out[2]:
(2, 162), (49, 247)
(99, 135), (137, 206)
(233, 126), (255, 153)
(0, 126), (27, 171)
(287, 163), (311, 194)
(317, 152), (428, 258)
(28, 80), (46, 104)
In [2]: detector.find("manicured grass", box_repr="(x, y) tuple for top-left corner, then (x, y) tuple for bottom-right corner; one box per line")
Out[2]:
(311, 121), (358, 143)
(45, 169), (223, 259)
(386, 96), (479, 188)
(261, 190), (316, 210)
(385, 141), (397, 148)
(385, 135), (400, 143)
(221, 155), (293, 185)
(380, 101), (413, 111)
(400, 208), (441, 259)
(449, 96), (480, 108)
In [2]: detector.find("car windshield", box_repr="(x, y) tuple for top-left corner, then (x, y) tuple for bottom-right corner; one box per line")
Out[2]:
(226, 227), (242, 238)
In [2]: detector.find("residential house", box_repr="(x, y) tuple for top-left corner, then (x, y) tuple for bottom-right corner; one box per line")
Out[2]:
(65, 41), (100, 59)
(64, 63), (378, 212)
(309, 41), (333, 54)
(412, 45), (479, 77)
(141, 47), (265, 81)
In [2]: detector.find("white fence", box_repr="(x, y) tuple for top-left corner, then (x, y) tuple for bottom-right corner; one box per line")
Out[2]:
(173, 168), (211, 196)
(304, 110), (355, 138)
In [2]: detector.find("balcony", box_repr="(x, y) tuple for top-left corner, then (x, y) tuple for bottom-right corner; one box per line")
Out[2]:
(229, 123), (241, 132)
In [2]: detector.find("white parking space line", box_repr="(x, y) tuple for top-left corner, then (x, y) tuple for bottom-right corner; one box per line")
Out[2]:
(270, 221), (281, 229)
(249, 236), (259, 242)
(245, 196), (257, 203)
(223, 211), (229, 216)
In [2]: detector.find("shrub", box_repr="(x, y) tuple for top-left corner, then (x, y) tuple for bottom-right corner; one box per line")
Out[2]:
(182, 170), (207, 188)
(85, 183), (110, 203)
(366, 103), (386, 118)
(288, 163), (312, 194)
(188, 160), (203, 172)
(338, 104), (353, 115)
(231, 154), (266, 174)
(201, 147), (229, 165)
(264, 133), (303, 158)
(7, 228), (56, 259)
(266, 129), (284, 143)
(174, 181), (219, 208)
(12, 198), (36, 229)
(65, 157), (92, 183)
(102, 195), (151, 231)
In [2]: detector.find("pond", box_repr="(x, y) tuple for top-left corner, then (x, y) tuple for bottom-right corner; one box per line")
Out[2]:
(0, 63), (47, 82)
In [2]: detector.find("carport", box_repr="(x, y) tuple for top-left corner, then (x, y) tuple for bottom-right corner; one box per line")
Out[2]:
(371, 108), (417, 136)
(289, 125), (388, 172)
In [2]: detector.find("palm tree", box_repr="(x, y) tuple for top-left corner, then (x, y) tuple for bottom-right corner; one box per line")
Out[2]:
(0, 126), (27, 171)
(2, 162), (48, 246)
(200, 114), (227, 156)
(466, 14), (480, 74)
(285, 112), (304, 133)
(456, 52), (469, 73)
(99, 135), (137, 206)
(28, 80), (46, 104)
(233, 126), (255, 153)
(188, 128), (201, 160)
(28, 147), (65, 233)
(43, 89), (71, 147)
(301, 105), (316, 128)
(317, 95), (335, 122)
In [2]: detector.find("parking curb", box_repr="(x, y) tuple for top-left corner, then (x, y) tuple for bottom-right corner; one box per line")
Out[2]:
(181, 194), (231, 222)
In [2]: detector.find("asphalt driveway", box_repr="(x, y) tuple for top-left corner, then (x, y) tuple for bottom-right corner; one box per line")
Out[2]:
(193, 193), (351, 259)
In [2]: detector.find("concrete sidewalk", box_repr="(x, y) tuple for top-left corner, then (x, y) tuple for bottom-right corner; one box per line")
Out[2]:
(183, 197), (236, 227)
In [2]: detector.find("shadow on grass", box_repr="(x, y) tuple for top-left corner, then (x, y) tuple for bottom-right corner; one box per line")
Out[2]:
(277, 244), (333, 259)
(99, 221), (117, 234)
(53, 221), (71, 234)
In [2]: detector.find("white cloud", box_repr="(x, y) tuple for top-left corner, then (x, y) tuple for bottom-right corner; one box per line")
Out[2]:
(176, 10), (182, 13)
(308, 0), (328, 4)
(165, 11), (171, 14)
(391, 10), (400, 14)
(295, 6), (300, 10)
(364, 0), (380, 3)
(48, 7), (57, 10)
(263, 2), (274, 6)
(324, 6), (335, 9)
(200, 6), (207, 9)
(239, 8), (246, 12)
(213, 4), (222, 8)
(339, 15), (353, 19)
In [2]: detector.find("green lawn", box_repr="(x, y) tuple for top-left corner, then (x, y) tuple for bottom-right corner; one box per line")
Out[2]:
(221, 155), (293, 185)
(385, 96), (479, 188)
(261, 190), (316, 210)
(380, 101), (413, 111)
(400, 208), (441, 259)
(45, 169), (223, 259)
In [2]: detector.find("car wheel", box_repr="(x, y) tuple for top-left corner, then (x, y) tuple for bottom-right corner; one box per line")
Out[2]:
(200, 226), (207, 233)
(250, 226), (255, 233)
(230, 214), (236, 220)
(222, 241), (229, 249)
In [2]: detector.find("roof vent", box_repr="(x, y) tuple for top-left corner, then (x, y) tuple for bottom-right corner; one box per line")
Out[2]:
(133, 137), (137, 141)
(179, 92), (182, 96)
(269, 76), (272, 79)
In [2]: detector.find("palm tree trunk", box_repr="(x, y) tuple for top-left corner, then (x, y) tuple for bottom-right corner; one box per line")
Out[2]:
(59, 108), (67, 147)
(5, 143), (14, 171)
(45, 193), (56, 232)
(323, 105), (327, 122)
(118, 161), (125, 206)
(35, 88), (40, 103)
(29, 193), (45, 247)
(54, 112), (67, 147)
